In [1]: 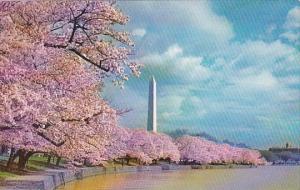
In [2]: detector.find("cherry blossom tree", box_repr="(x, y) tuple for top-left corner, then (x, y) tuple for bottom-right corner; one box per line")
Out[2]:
(0, 0), (141, 170)
(176, 135), (265, 166)
(151, 133), (180, 163)
(124, 129), (180, 165)
(125, 129), (154, 164)
(0, 0), (141, 85)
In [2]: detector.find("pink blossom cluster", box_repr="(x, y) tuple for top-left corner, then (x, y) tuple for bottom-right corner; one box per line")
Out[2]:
(176, 136), (266, 165)
(125, 129), (180, 164)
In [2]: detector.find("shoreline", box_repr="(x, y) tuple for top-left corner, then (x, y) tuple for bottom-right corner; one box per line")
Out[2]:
(0, 164), (254, 190)
(0, 164), (291, 190)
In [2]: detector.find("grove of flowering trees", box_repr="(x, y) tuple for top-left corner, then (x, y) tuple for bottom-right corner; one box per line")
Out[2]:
(0, 0), (265, 171)
(125, 129), (180, 164)
(0, 0), (140, 170)
(175, 136), (266, 165)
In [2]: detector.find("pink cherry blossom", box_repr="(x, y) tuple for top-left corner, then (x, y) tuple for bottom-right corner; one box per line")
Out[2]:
(176, 135), (265, 165)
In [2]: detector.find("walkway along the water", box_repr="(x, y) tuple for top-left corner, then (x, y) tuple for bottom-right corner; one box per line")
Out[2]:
(0, 164), (254, 190)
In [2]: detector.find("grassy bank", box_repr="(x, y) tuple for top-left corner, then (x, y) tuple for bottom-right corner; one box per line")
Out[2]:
(0, 155), (65, 181)
(0, 155), (257, 182)
(0, 171), (16, 181)
(0, 156), (140, 181)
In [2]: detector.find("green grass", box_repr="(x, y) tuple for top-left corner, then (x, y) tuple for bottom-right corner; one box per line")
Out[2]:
(29, 155), (49, 162)
(27, 157), (49, 171)
(0, 154), (66, 180)
(0, 171), (17, 181)
(26, 155), (66, 171)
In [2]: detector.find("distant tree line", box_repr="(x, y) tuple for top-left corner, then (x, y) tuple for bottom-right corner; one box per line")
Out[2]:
(167, 129), (250, 148)
(260, 150), (300, 163)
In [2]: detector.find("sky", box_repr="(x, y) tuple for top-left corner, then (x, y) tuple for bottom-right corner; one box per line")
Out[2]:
(103, 1), (300, 149)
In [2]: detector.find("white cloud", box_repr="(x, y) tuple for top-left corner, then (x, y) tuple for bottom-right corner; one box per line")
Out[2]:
(280, 31), (300, 42)
(204, 38), (299, 118)
(281, 6), (300, 45)
(278, 76), (300, 86)
(175, 56), (210, 81)
(120, 1), (234, 43)
(239, 40), (294, 58)
(132, 28), (146, 37)
(234, 71), (279, 90)
(164, 44), (183, 58)
(180, 96), (207, 117)
(140, 44), (210, 82)
(160, 95), (184, 119)
(179, 1), (234, 41)
(284, 6), (300, 29)
(160, 93), (207, 122)
(214, 40), (298, 76)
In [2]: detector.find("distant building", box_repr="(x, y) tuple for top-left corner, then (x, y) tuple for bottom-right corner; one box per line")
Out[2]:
(147, 76), (157, 133)
(269, 142), (300, 153)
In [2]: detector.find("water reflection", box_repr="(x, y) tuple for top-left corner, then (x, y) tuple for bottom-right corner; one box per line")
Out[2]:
(57, 166), (300, 190)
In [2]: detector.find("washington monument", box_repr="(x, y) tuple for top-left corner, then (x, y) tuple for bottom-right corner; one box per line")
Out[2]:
(147, 76), (157, 132)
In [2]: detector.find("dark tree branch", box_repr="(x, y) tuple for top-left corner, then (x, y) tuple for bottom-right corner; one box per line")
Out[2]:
(44, 43), (68, 49)
(69, 48), (109, 72)
(61, 118), (82, 122)
(69, 22), (77, 43)
(43, 43), (110, 72)
(32, 122), (52, 130)
(43, 3), (116, 73)
(32, 122), (66, 147)
(36, 131), (66, 147)
(0, 125), (23, 131)
(50, 21), (70, 32)
(61, 110), (105, 125)
(116, 108), (132, 116)
(68, 4), (90, 43)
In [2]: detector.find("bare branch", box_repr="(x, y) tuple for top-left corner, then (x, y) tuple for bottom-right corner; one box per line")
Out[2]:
(116, 108), (132, 116)
(69, 48), (109, 72)
(61, 110), (105, 124)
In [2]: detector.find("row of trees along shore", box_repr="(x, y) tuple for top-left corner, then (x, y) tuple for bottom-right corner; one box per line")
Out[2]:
(0, 0), (265, 171)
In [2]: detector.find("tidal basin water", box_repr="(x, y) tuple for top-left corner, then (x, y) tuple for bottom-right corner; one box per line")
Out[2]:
(57, 166), (300, 190)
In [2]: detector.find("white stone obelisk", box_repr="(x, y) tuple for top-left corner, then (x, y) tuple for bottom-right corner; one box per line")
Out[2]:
(147, 76), (157, 133)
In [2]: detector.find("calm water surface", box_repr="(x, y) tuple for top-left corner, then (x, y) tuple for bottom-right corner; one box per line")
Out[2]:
(57, 166), (300, 190)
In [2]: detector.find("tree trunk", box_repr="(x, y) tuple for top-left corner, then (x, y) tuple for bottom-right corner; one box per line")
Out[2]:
(0, 145), (5, 155)
(6, 148), (16, 169)
(17, 150), (26, 170)
(7, 149), (26, 169)
(17, 150), (34, 170)
(47, 155), (52, 166)
(56, 157), (61, 166)
(126, 158), (130, 165)
(83, 158), (87, 166)
(121, 158), (124, 166)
